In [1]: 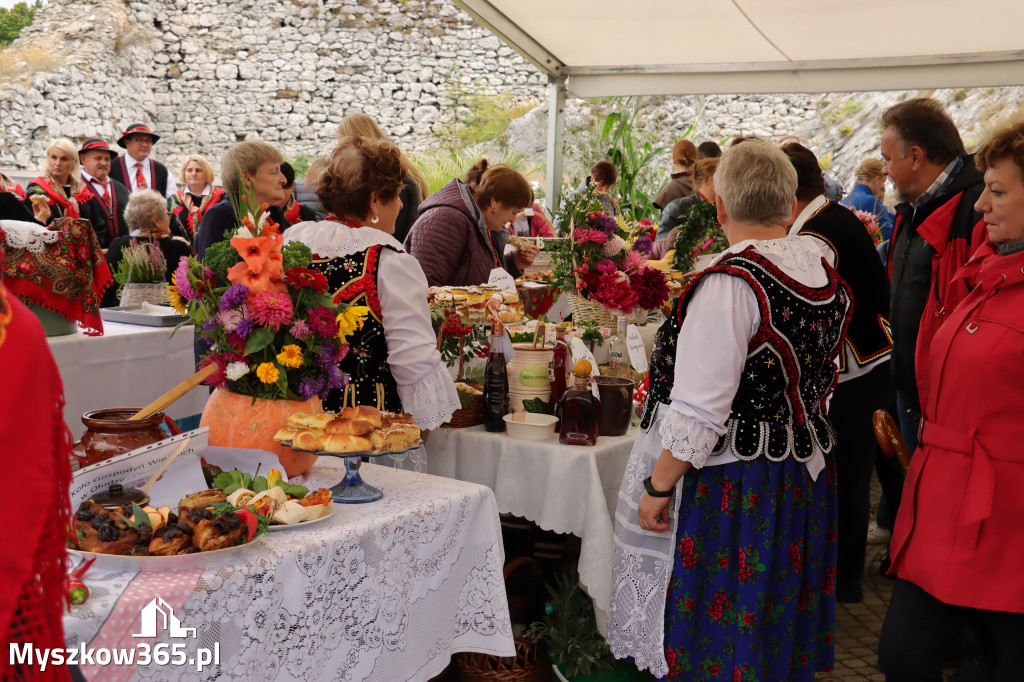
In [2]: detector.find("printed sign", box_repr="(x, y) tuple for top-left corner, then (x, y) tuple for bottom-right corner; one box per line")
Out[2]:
(626, 324), (649, 374)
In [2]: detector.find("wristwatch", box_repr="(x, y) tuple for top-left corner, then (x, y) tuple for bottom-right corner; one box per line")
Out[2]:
(643, 476), (673, 498)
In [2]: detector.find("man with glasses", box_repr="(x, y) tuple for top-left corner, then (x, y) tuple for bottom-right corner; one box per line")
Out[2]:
(108, 123), (179, 200)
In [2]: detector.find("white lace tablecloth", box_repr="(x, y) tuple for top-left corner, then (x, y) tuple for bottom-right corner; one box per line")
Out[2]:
(63, 462), (514, 681)
(426, 425), (636, 628)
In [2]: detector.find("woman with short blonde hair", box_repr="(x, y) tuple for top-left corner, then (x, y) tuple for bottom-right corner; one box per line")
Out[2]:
(170, 154), (224, 241)
(26, 138), (112, 246)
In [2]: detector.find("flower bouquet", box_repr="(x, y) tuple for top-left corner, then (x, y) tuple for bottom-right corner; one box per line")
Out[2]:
(113, 240), (169, 306)
(671, 199), (725, 273)
(853, 209), (883, 246)
(171, 180), (369, 401)
(551, 186), (669, 326)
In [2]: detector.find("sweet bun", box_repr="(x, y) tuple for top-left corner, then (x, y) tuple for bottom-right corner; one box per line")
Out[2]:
(322, 434), (372, 453)
(339, 405), (382, 428)
(498, 310), (517, 324)
(273, 427), (300, 442)
(287, 412), (335, 429)
(292, 428), (326, 452)
(326, 418), (374, 436)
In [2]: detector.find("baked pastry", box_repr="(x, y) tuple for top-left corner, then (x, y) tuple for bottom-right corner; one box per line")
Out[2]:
(326, 418), (374, 436)
(177, 506), (214, 534)
(381, 411), (416, 428)
(369, 428), (407, 452)
(322, 433), (372, 453)
(73, 500), (146, 555)
(339, 405), (383, 428)
(287, 411), (335, 429)
(292, 428), (326, 451)
(193, 514), (244, 552)
(273, 427), (300, 442)
(149, 525), (194, 556)
(508, 234), (537, 250)
(178, 489), (227, 513)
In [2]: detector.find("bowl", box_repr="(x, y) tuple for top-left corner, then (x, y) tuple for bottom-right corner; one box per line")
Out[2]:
(503, 413), (559, 441)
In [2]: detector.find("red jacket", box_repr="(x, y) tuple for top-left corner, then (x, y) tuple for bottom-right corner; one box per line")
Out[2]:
(889, 246), (1024, 613)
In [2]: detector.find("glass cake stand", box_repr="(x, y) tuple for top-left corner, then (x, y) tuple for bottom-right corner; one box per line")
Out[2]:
(282, 442), (421, 503)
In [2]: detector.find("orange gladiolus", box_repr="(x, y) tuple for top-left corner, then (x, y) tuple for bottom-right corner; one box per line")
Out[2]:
(228, 234), (286, 294)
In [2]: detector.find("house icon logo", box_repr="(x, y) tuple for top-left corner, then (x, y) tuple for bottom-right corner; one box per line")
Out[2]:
(132, 596), (197, 639)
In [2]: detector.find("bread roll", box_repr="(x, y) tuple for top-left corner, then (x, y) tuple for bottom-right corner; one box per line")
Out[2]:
(273, 427), (300, 442)
(498, 310), (518, 324)
(292, 428), (326, 451)
(339, 405), (382, 428)
(287, 412), (335, 429)
(322, 434), (372, 453)
(326, 418), (374, 436)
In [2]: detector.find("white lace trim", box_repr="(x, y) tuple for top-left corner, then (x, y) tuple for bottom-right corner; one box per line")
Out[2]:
(397, 364), (462, 432)
(657, 407), (721, 469)
(714, 236), (824, 271)
(284, 220), (405, 258)
(1, 220), (59, 252)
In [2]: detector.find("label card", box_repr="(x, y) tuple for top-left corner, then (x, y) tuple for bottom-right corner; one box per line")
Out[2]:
(569, 337), (600, 398)
(626, 324), (649, 374)
(487, 267), (517, 291)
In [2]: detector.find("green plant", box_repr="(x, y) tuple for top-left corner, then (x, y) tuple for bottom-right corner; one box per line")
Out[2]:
(408, 148), (536, 196)
(0, 1), (38, 47)
(524, 572), (617, 679)
(438, 69), (537, 149)
(290, 154), (313, 178)
(600, 97), (669, 222)
(577, 320), (605, 346)
(839, 125), (853, 138)
(113, 241), (167, 287)
(672, 200), (722, 273)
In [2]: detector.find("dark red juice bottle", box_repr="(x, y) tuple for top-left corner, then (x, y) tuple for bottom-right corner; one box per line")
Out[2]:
(483, 321), (509, 432)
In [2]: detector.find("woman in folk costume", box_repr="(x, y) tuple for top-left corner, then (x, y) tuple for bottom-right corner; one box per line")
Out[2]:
(608, 140), (851, 681)
(284, 135), (459, 469)
(25, 137), (111, 248)
(170, 154), (224, 242)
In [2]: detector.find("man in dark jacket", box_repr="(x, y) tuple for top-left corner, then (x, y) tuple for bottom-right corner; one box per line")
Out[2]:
(880, 98), (986, 454)
(79, 139), (130, 242)
(108, 124), (178, 200)
(784, 143), (896, 604)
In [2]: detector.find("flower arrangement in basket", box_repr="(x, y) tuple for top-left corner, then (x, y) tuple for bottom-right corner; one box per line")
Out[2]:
(671, 199), (726, 273)
(550, 185), (670, 325)
(853, 209), (884, 246)
(113, 240), (168, 306)
(170, 178), (370, 400)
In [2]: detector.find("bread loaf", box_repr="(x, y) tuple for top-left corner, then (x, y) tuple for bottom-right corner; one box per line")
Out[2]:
(287, 412), (335, 429)
(339, 405), (383, 428)
(292, 428), (326, 452)
(322, 434), (372, 454)
(326, 418), (374, 436)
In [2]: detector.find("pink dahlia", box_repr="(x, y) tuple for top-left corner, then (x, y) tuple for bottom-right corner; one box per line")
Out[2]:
(250, 291), (294, 330)
(572, 228), (608, 246)
(174, 257), (198, 300)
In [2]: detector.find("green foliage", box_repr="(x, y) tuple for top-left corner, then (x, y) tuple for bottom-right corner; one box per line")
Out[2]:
(0, 1), (38, 47)
(672, 200), (722, 273)
(521, 397), (549, 414)
(408, 148), (536, 196)
(523, 572), (617, 679)
(113, 240), (167, 286)
(600, 97), (670, 223)
(290, 154), (313, 178)
(839, 125), (853, 138)
(438, 69), (537, 149)
(281, 240), (312, 271)
(577, 321), (605, 346)
(202, 240), (239, 282)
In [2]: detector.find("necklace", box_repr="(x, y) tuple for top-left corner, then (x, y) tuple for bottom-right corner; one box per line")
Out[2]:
(325, 215), (365, 229)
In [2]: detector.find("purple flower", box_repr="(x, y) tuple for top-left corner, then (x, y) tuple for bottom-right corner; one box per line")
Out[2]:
(591, 214), (618, 233)
(220, 285), (250, 312)
(298, 376), (325, 401)
(323, 362), (345, 393)
(289, 320), (313, 341)
(235, 317), (254, 339)
(202, 318), (218, 332)
(632, 236), (653, 254)
(315, 341), (338, 369)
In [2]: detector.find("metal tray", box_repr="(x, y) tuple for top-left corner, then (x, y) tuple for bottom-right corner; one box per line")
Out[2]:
(101, 305), (188, 327)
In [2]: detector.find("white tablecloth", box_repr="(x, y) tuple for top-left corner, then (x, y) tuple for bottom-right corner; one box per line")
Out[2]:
(426, 425), (635, 628)
(47, 321), (209, 437)
(63, 462), (514, 682)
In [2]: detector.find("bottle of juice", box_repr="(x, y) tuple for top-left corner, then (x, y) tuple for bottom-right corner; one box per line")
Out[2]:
(548, 326), (569, 416)
(483, 321), (509, 432)
(607, 316), (630, 378)
(558, 359), (600, 446)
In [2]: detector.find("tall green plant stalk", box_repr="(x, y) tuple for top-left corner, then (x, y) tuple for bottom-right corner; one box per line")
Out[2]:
(600, 97), (667, 223)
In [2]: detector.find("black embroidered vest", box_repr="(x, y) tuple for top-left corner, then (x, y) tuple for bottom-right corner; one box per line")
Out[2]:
(313, 244), (402, 413)
(640, 246), (852, 462)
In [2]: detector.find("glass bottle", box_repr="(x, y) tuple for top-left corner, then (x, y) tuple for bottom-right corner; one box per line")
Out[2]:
(608, 316), (630, 378)
(548, 326), (569, 417)
(483, 321), (509, 432)
(557, 371), (600, 446)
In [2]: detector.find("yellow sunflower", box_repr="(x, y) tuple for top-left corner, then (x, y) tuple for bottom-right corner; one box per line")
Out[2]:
(336, 305), (371, 342)
(167, 282), (187, 314)
(276, 344), (303, 368)
(256, 362), (280, 384)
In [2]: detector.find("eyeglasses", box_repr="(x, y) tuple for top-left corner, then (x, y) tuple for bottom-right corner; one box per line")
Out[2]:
(127, 136), (153, 143)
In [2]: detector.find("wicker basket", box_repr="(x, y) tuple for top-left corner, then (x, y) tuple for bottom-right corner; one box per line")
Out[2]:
(455, 557), (552, 682)
(444, 382), (485, 428)
(564, 291), (615, 327)
(119, 282), (170, 307)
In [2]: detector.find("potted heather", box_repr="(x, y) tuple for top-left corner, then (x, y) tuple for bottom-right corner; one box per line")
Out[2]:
(113, 240), (169, 307)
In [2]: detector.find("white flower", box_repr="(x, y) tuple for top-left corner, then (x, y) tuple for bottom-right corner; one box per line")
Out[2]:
(603, 236), (627, 257)
(256, 211), (269, 234)
(225, 362), (251, 381)
(234, 225), (254, 239)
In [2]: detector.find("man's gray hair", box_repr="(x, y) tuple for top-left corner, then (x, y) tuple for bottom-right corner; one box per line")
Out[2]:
(124, 190), (167, 232)
(715, 140), (797, 226)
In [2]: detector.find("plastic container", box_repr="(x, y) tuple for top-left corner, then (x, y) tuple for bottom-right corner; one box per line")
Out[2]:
(503, 413), (558, 441)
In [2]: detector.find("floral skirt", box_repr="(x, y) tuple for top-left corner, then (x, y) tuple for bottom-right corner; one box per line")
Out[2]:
(659, 456), (837, 682)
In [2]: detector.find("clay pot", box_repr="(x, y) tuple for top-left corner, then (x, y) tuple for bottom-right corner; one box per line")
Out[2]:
(199, 389), (321, 477)
(76, 408), (170, 466)
(593, 376), (635, 437)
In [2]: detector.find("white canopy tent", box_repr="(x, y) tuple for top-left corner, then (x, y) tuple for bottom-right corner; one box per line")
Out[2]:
(453, 0), (1024, 210)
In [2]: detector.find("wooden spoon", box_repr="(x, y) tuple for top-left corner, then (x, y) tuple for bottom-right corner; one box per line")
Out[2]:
(129, 364), (217, 422)
(139, 438), (191, 497)
(873, 409), (911, 473)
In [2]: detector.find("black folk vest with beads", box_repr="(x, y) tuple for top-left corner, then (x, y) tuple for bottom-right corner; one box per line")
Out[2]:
(640, 246), (852, 462)
(313, 244), (402, 414)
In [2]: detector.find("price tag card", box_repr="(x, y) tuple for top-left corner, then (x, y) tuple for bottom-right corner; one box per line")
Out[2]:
(487, 267), (517, 291)
(626, 324), (649, 374)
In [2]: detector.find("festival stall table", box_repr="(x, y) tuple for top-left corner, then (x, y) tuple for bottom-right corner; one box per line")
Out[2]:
(63, 461), (514, 682)
(47, 321), (208, 434)
(426, 425), (636, 628)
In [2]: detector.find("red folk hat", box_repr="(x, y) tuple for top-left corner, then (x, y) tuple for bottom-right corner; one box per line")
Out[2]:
(78, 139), (118, 159)
(116, 124), (161, 148)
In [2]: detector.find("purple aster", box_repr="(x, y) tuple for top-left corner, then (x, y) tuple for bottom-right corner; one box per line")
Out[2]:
(202, 317), (218, 332)
(315, 341), (338, 369)
(289, 320), (313, 341)
(592, 214), (618, 233)
(220, 284), (250, 312)
(322, 363), (346, 393)
(298, 376), (325, 401)
(235, 317), (255, 339)
(631, 236), (653, 254)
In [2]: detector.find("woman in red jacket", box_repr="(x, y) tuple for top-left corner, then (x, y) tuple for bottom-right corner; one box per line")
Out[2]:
(879, 119), (1024, 681)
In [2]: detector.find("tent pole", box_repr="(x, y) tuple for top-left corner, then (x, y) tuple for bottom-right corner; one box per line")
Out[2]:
(544, 77), (566, 223)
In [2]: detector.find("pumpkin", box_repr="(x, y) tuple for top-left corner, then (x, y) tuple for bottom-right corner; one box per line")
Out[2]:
(199, 389), (321, 477)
